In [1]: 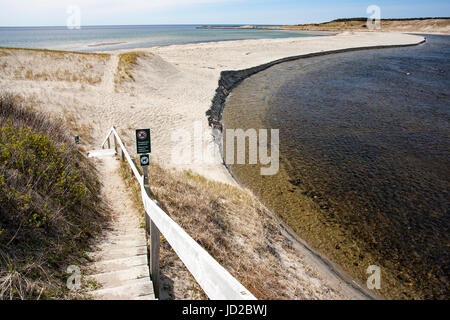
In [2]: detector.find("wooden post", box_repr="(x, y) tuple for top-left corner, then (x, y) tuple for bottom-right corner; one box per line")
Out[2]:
(113, 126), (118, 154)
(143, 167), (151, 235)
(142, 165), (160, 299)
(130, 157), (135, 176)
(150, 220), (160, 299)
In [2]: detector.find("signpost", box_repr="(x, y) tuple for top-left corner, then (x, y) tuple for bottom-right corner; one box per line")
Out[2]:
(74, 136), (79, 145)
(135, 128), (159, 298)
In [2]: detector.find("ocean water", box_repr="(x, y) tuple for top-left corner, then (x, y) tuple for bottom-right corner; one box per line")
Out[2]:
(0, 25), (320, 52)
(223, 35), (449, 299)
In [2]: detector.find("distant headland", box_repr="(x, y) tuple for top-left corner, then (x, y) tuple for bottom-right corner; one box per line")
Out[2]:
(198, 17), (450, 34)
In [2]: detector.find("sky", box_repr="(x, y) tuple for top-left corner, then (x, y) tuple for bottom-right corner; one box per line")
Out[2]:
(0, 0), (449, 27)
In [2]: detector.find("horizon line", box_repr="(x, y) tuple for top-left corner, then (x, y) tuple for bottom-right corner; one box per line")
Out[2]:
(1, 16), (449, 28)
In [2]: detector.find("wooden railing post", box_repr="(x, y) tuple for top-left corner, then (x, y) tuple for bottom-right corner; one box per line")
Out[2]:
(130, 157), (135, 176)
(113, 126), (118, 154)
(150, 220), (160, 299)
(142, 166), (160, 299)
(143, 167), (151, 235)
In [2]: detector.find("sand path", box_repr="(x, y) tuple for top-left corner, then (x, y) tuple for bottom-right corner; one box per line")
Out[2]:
(101, 54), (119, 93)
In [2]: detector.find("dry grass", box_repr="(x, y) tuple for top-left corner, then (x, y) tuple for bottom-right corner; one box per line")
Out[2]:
(0, 46), (109, 57)
(61, 107), (94, 145)
(115, 52), (149, 84)
(284, 17), (450, 33)
(0, 93), (108, 300)
(286, 18), (368, 30)
(0, 48), (108, 85)
(119, 160), (341, 300)
(20, 68), (102, 85)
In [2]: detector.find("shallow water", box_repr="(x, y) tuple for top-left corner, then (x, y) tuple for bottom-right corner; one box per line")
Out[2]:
(0, 25), (320, 52)
(223, 35), (449, 299)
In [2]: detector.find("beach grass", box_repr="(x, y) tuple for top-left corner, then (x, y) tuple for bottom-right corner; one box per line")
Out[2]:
(0, 47), (108, 85)
(115, 52), (150, 84)
(0, 93), (108, 299)
(118, 159), (339, 300)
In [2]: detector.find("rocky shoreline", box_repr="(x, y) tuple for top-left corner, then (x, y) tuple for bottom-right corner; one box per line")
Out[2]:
(206, 39), (426, 132)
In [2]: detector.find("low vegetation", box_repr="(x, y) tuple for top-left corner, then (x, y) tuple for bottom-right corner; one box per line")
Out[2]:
(115, 52), (148, 84)
(0, 93), (107, 299)
(119, 160), (340, 300)
(0, 48), (108, 85)
(284, 17), (450, 32)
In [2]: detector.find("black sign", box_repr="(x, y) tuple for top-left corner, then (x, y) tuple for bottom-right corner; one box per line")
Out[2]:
(140, 154), (150, 167)
(74, 136), (79, 144)
(136, 129), (151, 154)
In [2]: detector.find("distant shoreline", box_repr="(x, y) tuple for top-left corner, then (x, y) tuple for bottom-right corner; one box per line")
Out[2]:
(88, 41), (127, 47)
(197, 25), (337, 35)
(199, 18), (450, 35)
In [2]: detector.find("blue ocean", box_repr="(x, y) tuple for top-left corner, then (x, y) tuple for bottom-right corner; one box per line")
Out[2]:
(0, 25), (319, 52)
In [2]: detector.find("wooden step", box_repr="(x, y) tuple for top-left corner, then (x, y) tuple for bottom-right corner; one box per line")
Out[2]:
(93, 255), (148, 273)
(89, 277), (155, 300)
(88, 246), (147, 261)
(87, 265), (150, 289)
(95, 239), (147, 250)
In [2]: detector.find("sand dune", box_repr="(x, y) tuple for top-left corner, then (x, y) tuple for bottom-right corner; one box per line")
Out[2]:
(283, 18), (450, 34)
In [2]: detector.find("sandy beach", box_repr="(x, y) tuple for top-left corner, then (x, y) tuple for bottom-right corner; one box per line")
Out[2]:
(0, 31), (426, 299)
(0, 31), (424, 183)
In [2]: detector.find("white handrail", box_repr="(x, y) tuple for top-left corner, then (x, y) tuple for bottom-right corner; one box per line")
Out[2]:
(100, 127), (114, 149)
(101, 127), (256, 300)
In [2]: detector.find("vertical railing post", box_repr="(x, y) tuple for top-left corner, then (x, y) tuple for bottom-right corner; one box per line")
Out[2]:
(142, 166), (160, 299)
(150, 220), (160, 299)
(112, 126), (118, 154)
(143, 167), (151, 234)
(130, 157), (135, 176)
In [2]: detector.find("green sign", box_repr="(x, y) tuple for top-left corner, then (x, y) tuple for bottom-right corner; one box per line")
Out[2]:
(136, 129), (151, 154)
(74, 136), (79, 144)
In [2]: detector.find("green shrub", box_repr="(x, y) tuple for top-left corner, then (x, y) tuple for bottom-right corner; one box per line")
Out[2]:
(0, 93), (107, 300)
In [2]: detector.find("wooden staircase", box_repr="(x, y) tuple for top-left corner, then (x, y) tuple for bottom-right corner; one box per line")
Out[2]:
(86, 151), (155, 300)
